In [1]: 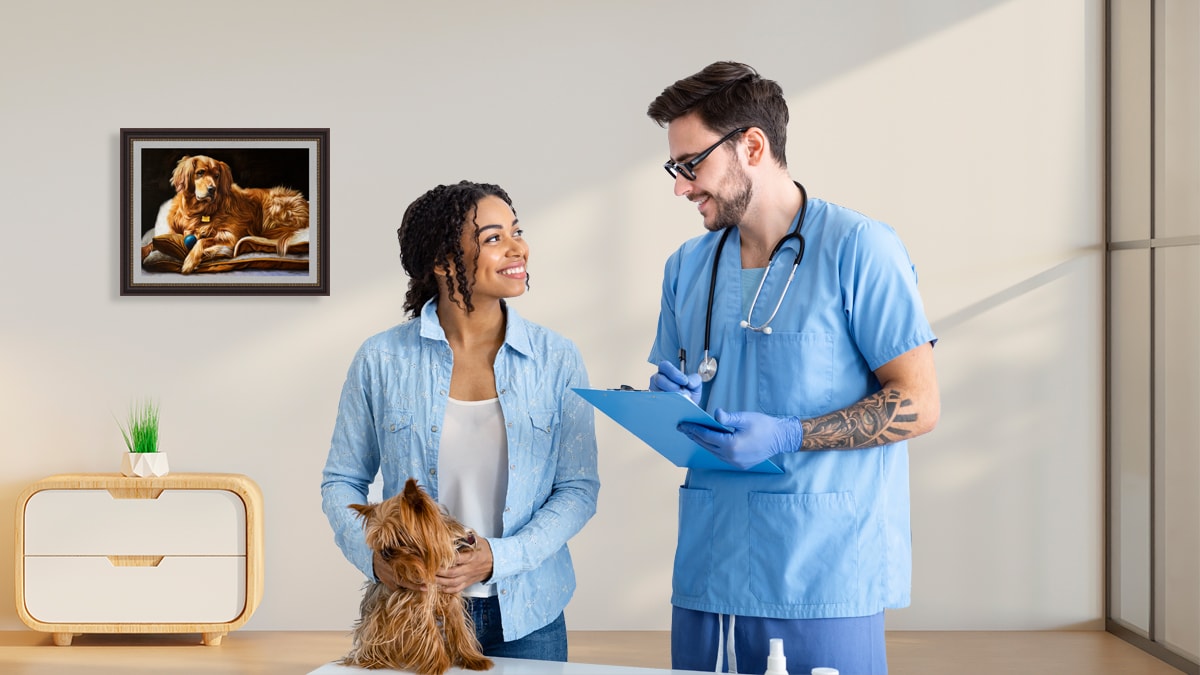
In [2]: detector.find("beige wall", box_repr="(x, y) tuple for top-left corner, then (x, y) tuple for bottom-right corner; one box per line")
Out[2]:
(0, 0), (1106, 631)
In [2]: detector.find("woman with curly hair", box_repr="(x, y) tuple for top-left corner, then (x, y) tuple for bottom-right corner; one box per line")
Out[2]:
(321, 181), (600, 661)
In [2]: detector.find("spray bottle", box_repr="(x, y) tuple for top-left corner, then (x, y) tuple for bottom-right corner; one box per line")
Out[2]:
(764, 638), (789, 675)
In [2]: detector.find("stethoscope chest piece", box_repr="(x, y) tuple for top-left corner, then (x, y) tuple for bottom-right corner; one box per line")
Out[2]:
(697, 354), (718, 382)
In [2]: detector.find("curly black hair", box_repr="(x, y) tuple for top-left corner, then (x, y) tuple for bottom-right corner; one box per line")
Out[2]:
(397, 180), (521, 319)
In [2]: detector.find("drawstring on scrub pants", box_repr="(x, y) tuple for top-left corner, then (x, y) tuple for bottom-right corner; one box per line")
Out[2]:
(714, 614), (738, 673)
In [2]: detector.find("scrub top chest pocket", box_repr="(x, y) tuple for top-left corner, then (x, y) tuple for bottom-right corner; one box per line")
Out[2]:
(753, 330), (835, 417)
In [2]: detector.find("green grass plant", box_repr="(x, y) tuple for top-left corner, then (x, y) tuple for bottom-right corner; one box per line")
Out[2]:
(117, 399), (160, 454)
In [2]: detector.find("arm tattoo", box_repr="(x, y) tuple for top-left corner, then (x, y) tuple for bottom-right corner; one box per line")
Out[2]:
(801, 388), (920, 451)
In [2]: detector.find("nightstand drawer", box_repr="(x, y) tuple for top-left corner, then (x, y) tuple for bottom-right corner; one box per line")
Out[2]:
(24, 555), (246, 623)
(23, 489), (245, 556)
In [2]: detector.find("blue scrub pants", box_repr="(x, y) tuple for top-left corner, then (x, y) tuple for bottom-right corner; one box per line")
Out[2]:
(672, 606), (888, 674)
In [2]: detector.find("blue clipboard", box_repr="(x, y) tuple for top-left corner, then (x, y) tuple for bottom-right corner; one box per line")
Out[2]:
(572, 388), (783, 473)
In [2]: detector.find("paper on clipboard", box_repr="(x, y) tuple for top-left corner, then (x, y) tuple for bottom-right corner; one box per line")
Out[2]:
(572, 388), (783, 473)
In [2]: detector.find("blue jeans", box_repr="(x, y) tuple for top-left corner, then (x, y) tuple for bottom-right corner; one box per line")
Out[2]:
(467, 596), (567, 661)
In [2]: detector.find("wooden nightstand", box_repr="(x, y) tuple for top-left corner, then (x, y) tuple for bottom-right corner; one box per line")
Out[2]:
(14, 473), (264, 646)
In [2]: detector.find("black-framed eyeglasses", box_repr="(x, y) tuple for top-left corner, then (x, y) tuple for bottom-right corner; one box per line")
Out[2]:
(663, 127), (748, 180)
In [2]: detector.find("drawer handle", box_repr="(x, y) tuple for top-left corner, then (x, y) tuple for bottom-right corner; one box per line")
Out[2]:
(106, 488), (165, 500)
(107, 555), (165, 567)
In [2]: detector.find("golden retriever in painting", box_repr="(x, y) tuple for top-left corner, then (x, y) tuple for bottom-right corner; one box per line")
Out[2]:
(166, 155), (309, 274)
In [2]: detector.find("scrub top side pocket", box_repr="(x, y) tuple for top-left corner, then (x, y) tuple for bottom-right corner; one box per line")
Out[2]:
(673, 486), (714, 599)
(748, 490), (859, 607)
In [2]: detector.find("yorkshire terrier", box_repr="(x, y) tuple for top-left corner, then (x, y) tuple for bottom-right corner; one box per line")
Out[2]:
(342, 478), (494, 675)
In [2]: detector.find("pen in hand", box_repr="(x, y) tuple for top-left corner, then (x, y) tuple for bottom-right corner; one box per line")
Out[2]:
(651, 356), (701, 405)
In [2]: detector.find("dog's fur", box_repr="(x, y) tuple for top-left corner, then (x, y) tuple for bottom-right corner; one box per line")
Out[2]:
(165, 155), (309, 274)
(342, 478), (493, 675)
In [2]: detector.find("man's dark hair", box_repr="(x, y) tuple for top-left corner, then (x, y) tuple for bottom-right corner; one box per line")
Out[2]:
(397, 180), (519, 318)
(647, 61), (789, 168)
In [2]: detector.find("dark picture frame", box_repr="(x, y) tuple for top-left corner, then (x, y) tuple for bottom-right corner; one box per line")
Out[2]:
(120, 128), (330, 296)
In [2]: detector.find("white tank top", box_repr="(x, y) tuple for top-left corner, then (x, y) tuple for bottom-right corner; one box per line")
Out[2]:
(438, 397), (508, 597)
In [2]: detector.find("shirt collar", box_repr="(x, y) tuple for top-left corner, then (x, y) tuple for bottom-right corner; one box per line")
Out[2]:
(417, 297), (535, 358)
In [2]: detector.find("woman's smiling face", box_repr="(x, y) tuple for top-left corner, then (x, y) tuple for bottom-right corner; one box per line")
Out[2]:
(457, 194), (528, 304)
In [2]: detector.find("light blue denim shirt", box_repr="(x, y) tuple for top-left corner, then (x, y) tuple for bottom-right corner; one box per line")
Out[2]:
(321, 299), (600, 641)
(650, 198), (936, 619)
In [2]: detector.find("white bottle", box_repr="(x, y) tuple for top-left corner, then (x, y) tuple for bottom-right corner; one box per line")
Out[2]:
(810, 668), (839, 675)
(764, 638), (789, 675)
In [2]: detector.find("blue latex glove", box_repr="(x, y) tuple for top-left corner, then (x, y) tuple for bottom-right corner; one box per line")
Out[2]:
(649, 360), (702, 405)
(678, 408), (805, 469)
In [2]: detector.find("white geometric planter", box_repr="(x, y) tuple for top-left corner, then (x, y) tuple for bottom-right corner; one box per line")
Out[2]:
(120, 453), (170, 477)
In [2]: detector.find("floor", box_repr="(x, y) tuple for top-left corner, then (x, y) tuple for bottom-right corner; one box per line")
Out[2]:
(0, 630), (1187, 674)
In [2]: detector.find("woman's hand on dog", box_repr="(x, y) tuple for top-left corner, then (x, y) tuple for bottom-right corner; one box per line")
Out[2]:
(436, 537), (495, 594)
(371, 539), (495, 594)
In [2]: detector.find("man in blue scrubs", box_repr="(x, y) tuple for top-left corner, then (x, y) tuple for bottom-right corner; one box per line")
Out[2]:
(645, 61), (941, 675)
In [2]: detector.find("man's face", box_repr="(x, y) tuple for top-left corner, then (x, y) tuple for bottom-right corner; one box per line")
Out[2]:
(665, 113), (754, 232)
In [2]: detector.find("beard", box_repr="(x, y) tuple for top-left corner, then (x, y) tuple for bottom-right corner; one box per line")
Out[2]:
(705, 161), (754, 232)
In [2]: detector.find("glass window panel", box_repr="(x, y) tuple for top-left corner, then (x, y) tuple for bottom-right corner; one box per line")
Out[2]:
(1109, 249), (1153, 635)
(1156, 0), (1200, 239)
(1109, 3), (1200, 669)
(1156, 246), (1200, 659)
(1111, 0), (1153, 242)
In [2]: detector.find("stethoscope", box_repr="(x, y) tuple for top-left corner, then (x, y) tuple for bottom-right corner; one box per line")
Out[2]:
(696, 182), (808, 383)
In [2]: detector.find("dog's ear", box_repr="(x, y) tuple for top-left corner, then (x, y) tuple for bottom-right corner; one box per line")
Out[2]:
(401, 478), (435, 518)
(216, 159), (234, 193)
(170, 156), (192, 194)
(348, 502), (375, 521)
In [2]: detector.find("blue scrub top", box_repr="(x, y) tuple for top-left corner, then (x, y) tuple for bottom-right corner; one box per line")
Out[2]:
(649, 197), (936, 619)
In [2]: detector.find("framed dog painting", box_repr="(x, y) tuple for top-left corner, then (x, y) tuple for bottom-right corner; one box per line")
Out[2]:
(120, 128), (330, 296)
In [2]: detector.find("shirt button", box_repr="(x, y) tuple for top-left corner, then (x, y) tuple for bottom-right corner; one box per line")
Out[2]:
(429, 468), (437, 477)
(509, 464), (516, 470)
(499, 389), (507, 395)
(506, 422), (513, 428)
(439, 389), (446, 395)
(431, 425), (439, 432)
(500, 589), (507, 595)
(389, 425), (396, 432)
